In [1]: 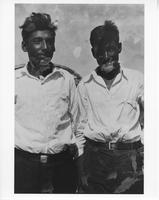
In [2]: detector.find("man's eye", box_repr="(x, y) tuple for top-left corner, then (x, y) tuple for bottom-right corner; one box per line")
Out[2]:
(31, 39), (42, 43)
(106, 45), (117, 52)
(108, 47), (115, 51)
(46, 39), (54, 45)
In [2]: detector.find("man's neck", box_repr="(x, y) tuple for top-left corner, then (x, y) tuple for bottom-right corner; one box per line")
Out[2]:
(103, 78), (115, 90)
(96, 62), (120, 90)
(27, 61), (53, 78)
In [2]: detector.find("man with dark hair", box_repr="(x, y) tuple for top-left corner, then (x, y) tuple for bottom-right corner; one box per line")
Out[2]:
(76, 20), (144, 193)
(15, 12), (81, 193)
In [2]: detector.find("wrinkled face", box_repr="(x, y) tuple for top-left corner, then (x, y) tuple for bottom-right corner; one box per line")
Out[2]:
(92, 32), (121, 68)
(22, 30), (55, 67)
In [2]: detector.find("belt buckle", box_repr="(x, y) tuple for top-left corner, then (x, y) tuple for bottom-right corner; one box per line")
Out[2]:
(40, 155), (48, 163)
(108, 141), (116, 150)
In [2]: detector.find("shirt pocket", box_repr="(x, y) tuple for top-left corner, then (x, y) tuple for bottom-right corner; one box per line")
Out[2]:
(118, 99), (138, 121)
(124, 99), (137, 111)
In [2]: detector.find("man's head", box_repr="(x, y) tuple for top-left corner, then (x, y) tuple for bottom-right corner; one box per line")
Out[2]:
(90, 20), (122, 73)
(20, 12), (57, 67)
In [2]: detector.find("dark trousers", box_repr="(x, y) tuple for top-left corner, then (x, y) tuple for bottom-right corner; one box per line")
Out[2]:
(80, 139), (144, 194)
(15, 148), (78, 193)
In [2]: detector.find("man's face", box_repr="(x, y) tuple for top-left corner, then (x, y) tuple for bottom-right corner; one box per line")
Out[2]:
(92, 33), (121, 71)
(22, 30), (55, 67)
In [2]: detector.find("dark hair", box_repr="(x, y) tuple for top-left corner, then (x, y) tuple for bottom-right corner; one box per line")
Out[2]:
(19, 12), (57, 42)
(90, 20), (119, 47)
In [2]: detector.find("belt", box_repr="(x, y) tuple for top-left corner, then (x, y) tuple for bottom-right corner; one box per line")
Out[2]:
(85, 137), (143, 150)
(15, 148), (72, 164)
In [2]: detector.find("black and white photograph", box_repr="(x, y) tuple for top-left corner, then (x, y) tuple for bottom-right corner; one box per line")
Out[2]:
(0, 0), (159, 199)
(15, 3), (144, 194)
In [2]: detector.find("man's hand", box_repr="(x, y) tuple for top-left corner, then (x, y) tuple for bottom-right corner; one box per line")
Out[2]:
(67, 143), (78, 158)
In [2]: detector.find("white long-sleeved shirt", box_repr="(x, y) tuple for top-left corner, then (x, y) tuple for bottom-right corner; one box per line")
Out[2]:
(15, 63), (79, 154)
(76, 67), (144, 154)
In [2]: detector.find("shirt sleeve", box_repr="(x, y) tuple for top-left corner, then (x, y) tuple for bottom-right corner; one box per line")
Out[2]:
(136, 72), (144, 143)
(68, 77), (85, 157)
(73, 81), (88, 157)
(136, 72), (144, 102)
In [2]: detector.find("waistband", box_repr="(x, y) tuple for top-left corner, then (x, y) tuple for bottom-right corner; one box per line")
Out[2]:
(15, 148), (73, 163)
(85, 137), (143, 151)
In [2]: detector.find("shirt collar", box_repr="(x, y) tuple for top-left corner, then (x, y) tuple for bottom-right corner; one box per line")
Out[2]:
(22, 63), (65, 80)
(83, 66), (128, 85)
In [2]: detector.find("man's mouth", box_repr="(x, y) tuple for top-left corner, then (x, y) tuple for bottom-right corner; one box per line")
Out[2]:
(40, 57), (51, 65)
(99, 56), (114, 65)
(38, 55), (52, 66)
(38, 54), (49, 58)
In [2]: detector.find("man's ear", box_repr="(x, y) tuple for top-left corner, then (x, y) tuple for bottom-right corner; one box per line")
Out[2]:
(91, 47), (97, 59)
(21, 41), (27, 52)
(118, 42), (122, 53)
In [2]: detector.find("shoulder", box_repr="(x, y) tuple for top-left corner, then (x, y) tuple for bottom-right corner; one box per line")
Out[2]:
(54, 64), (74, 78)
(15, 63), (25, 70)
(77, 73), (93, 91)
(15, 64), (26, 79)
(80, 73), (93, 84)
(77, 72), (95, 89)
(53, 63), (82, 85)
(54, 63), (81, 78)
(122, 67), (144, 81)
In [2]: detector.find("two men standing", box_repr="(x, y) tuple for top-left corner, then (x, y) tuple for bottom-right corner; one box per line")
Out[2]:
(15, 12), (144, 194)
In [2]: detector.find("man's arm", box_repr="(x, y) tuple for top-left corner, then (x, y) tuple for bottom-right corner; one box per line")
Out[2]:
(69, 78), (86, 157)
(138, 96), (144, 130)
(70, 81), (89, 191)
(136, 72), (144, 144)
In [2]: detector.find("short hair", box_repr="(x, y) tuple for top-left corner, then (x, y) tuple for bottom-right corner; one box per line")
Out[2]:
(19, 12), (57, 42)
(90, 20), (119, 47)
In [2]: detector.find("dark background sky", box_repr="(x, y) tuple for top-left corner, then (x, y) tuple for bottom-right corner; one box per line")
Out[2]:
(15, 4), (144, 76)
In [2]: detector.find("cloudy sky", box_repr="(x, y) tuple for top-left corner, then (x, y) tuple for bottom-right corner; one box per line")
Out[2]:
(15, 4), (144, 76)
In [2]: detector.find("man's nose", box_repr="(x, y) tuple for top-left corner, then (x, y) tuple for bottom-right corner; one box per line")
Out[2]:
(41, 40), (47, 49)
(105, 49), (115, 57)
(105, 51), (108, 58)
